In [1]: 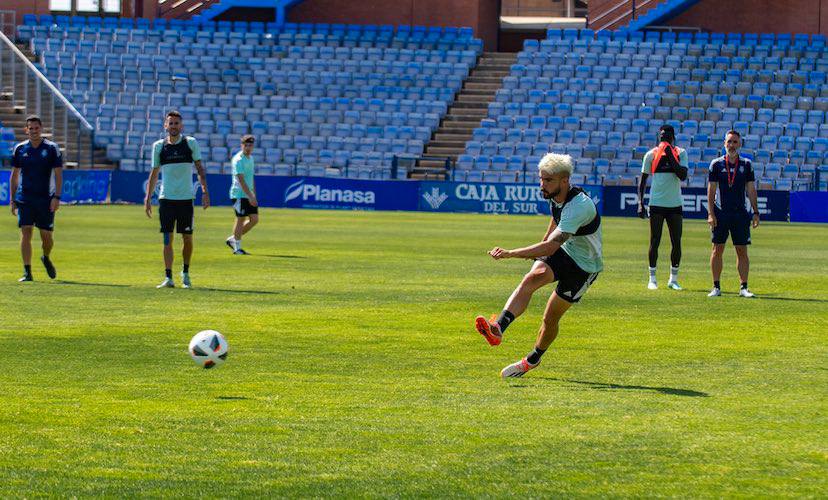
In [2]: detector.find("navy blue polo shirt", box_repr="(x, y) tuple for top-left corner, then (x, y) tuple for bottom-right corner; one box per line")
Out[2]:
(11, 139), (62, 203)
(708, 155), (755, 213)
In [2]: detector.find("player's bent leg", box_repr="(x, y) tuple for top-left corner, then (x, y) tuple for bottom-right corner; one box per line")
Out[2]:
(39, 230), (57, 279)
(242, 214), (258, 234)
(501, 292), (573, 379)
(475, 261), (555, 347)
(505, 260), (555, 317)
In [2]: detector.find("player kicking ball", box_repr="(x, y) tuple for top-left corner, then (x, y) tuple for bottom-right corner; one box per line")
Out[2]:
(475, 154), (603, 378)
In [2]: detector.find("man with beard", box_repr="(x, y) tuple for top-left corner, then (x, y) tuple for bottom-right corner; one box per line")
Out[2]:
(474, 153), (603, 378)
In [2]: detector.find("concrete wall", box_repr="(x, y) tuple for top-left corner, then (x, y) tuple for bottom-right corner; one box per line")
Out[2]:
(288, 0), (501, 50)
(590, 0), (828, 35)
(667, 0), (828, 36)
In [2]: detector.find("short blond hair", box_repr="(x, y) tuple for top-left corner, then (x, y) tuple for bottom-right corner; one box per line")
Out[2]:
(538, 153), (573, 177)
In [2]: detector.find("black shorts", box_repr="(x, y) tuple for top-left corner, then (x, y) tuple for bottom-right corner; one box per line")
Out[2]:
(537, 250), (600, 304)
(649, 205), (683, 216)
(16, 199), (55, 231)
(712, 210), (751, 246)
(159, 199), (194, 234)
(232, 198), (258, 217)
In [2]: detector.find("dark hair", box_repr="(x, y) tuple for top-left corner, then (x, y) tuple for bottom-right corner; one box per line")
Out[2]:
(725, 129), (741, 139)
(26, 115), (42, 126)
(241, 134), (255, 144)
(166, 110), (182, 120)
(658, 124), (675, 144)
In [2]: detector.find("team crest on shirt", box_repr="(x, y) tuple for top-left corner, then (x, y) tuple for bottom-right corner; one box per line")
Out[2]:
(41, 149), (48, 158)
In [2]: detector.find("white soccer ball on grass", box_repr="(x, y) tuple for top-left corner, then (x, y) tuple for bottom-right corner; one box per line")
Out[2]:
(189, 330), (228, 369)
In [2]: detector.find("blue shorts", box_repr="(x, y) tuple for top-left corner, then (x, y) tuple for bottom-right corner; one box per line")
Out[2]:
(712, 211), (751, 246)
(16, 199), (55, 231)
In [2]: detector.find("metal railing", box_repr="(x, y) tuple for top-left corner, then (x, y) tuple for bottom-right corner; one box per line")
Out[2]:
(0, 29), (96, 169)
(590, 0), (658, 31)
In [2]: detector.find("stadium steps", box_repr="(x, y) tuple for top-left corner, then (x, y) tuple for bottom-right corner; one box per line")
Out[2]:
(412, 52), (516, 179)
(0, 43), (113, 169)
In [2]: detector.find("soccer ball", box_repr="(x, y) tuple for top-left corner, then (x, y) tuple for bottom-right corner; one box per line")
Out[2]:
(189, 330), (229, 369)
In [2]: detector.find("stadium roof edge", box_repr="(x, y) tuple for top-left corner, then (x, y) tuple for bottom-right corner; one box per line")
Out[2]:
(500, 16), (586, 31)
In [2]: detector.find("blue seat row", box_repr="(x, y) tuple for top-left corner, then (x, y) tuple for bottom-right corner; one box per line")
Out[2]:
(22, 15), (473, 38)
(542, 28), (826, 46)
(525, 38), (826, 58)
(518, 51), (828, 71)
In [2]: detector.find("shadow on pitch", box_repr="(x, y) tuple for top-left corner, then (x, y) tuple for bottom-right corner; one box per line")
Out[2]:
(752, 294), (828, 303)
(216, 395), (249, 401)
(254, 254), (307, 259)
(57, 280), (130, 288)
(193, 287), (281, 295)
(538, 377), (710, 397)
(686, 289), (828, 303)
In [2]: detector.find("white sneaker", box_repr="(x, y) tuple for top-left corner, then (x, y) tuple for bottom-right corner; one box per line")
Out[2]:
(181, 272), (192, 289)
(225, 236), (235, 252)
(647, 280), (658, 290)
(500, 357), (539, 378)
(739, 288), (755, 298)
(667, 281), (683, 290)
(156, 277), (175, 289)
(707, 287), (721, 297)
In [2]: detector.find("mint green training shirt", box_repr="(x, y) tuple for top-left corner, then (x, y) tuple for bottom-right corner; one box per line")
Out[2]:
(151, 136), (202, 200)
(551, 192), (604, 273)
(641, 147), (688, 209)
(229, 151), (255, 199)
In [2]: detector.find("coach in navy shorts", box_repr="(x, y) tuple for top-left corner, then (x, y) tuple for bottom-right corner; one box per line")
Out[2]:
(706, 130), (760, 298)
(8, 115), (62, 282)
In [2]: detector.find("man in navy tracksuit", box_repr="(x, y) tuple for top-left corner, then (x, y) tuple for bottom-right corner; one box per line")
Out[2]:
(9, 115), (62, 282)
(706, 130), (760, 298)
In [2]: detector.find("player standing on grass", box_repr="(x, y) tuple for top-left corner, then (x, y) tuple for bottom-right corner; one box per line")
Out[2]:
(225, 135), (258, 255)
(144, 110), (209, 289)
(474, 153), (602, 378)
(8, 115), (62, 282)
(706, 130), (759, 298)
(638, 125), (688, 290)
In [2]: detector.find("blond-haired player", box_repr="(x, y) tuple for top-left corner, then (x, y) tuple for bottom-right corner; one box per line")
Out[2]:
(474, 153), (603, 378)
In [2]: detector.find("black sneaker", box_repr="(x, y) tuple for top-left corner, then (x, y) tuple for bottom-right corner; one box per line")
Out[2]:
(41, 255), (56, 279)
(18, 273), (33, 282)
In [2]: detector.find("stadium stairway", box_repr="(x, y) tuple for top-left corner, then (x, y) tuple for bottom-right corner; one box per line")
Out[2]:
(413, 52), (516, 179)
(0, 41), (112, 169)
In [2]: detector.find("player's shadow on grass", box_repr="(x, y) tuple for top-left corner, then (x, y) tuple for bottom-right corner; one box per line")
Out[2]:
(193, 287), (281, 295)
(686, 289), (828, 303)
(217, 395), (249, 401)
(538, 377), (709, 397)
(752, 294), (828, 303)
(254, 254), (307, 259)
(57, 280), (130, 288)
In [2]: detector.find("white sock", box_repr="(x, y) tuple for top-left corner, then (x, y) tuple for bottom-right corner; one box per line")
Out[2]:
(233, 238), (242, 251)
(648, 267), (657, 281)
(670, 266), (679, 282)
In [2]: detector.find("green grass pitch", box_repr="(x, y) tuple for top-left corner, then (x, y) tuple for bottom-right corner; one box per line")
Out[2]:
(1, 206), (826, 496)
